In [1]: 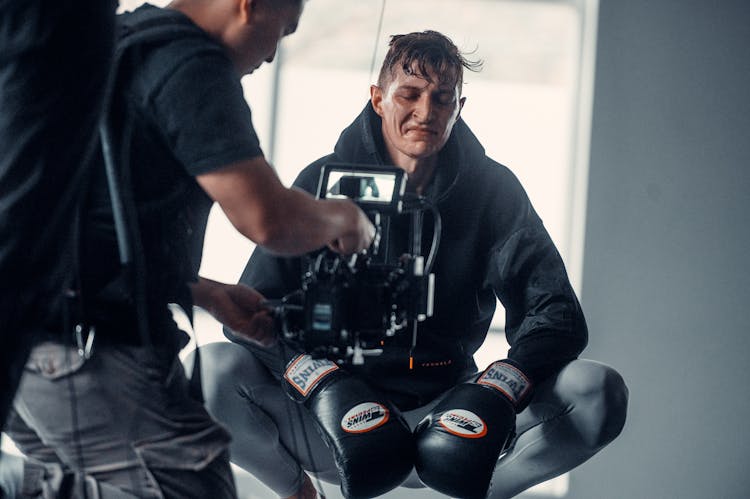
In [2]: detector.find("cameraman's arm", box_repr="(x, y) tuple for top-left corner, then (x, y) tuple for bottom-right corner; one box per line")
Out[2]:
(189, 276), (276, 346)
(196, 158), (374, 256)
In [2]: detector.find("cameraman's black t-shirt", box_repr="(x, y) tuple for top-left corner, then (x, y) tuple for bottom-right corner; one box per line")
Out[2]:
(80, 5), (263, 340)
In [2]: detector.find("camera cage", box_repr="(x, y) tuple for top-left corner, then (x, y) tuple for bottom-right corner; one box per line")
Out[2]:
(273, 163), (440, 366)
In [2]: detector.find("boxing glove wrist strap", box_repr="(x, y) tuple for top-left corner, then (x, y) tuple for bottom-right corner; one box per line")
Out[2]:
(283, 353), (340, 402)
(476, 359), (533, 410)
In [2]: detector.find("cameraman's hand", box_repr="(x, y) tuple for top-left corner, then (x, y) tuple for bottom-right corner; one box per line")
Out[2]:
(327, 200), (375, 255)
(190, 277), (276, 347)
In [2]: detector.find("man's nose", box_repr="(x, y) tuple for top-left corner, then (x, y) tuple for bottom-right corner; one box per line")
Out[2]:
(413, 94), (433, 122)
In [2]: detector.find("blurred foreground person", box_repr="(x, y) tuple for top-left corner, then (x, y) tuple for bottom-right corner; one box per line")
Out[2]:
(0, 0), (116, 433)
(1, 1), (116, 497)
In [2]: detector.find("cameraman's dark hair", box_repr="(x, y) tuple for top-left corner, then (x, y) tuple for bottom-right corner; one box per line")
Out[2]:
(266, 0), (304, 9)
(377, 30), (482, 94)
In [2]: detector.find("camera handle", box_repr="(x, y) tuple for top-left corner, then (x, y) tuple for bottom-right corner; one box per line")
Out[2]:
(347, 342), (384, 365)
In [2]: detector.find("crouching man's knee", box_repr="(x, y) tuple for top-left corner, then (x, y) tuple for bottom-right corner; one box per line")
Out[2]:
(560, 359), (629, 450)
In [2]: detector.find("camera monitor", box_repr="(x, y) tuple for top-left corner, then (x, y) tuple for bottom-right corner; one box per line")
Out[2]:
(317, 163), (406, 214)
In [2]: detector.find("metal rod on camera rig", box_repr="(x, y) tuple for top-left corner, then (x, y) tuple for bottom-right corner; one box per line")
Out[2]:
(410, 210), (422, 256)
(408, 209), (424, 369)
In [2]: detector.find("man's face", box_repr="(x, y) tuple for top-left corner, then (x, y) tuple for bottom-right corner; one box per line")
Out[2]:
(239, 0), (303, 74)
(371, 64), (465, 168)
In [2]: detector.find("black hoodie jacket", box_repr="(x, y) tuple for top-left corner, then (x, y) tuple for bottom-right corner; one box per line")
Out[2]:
(238, 103), (587, 410)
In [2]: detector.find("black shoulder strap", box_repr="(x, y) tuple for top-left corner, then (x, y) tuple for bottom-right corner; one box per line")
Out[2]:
(101, 7), (203, 273)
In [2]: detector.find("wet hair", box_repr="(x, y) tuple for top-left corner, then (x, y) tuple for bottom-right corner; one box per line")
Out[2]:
(376, 30), (482, 93)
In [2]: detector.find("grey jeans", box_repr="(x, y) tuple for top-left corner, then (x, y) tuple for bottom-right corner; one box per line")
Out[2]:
(4, 342), (236, 499)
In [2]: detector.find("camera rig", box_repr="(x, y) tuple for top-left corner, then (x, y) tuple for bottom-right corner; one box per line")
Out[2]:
(272, 163), (440, 366)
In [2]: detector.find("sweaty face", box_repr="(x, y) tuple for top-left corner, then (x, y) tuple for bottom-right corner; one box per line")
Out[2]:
(371, 65), (465, 169)
(241, 1), (303, 74)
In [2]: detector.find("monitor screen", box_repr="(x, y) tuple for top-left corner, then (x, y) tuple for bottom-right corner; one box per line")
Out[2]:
(318, 164), (406, 213)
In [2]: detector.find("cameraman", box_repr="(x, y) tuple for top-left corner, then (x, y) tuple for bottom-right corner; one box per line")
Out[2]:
(200, 31), (628, 499)
(2, 0), (374, 498)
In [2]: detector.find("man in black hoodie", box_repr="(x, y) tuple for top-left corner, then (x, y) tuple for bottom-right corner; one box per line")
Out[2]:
(200, 31), (628, 499)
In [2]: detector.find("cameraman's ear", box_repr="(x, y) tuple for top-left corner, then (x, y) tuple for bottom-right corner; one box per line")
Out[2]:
(370, 84), (385, 118)
(240, 0), (259, 24)
(238, 0), (248, 21)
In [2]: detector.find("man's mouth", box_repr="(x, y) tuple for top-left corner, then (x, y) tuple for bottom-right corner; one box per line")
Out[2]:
(407, 127), (436, 136)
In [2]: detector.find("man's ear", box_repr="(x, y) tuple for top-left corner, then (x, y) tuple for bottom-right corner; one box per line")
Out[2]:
(456, 96), (467, 119)
(240, 0), (257, 24)
(370, 84), (385, 117)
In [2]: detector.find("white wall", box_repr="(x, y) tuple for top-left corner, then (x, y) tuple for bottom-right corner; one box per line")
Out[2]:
(574, 1), (750, 497)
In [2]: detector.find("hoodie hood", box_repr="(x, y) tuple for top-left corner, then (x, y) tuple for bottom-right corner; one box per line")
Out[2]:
(332, 102), (488, 205)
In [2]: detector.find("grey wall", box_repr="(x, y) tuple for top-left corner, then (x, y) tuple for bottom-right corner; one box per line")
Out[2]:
(573, 1), (750, 498)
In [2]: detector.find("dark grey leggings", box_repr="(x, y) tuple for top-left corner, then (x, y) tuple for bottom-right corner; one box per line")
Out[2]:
(198, 341), (628, 499)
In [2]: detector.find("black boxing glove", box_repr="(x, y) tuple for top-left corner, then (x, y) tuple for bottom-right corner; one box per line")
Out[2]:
(414, 359), (533, 499)
(283, 353), (414, 499)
